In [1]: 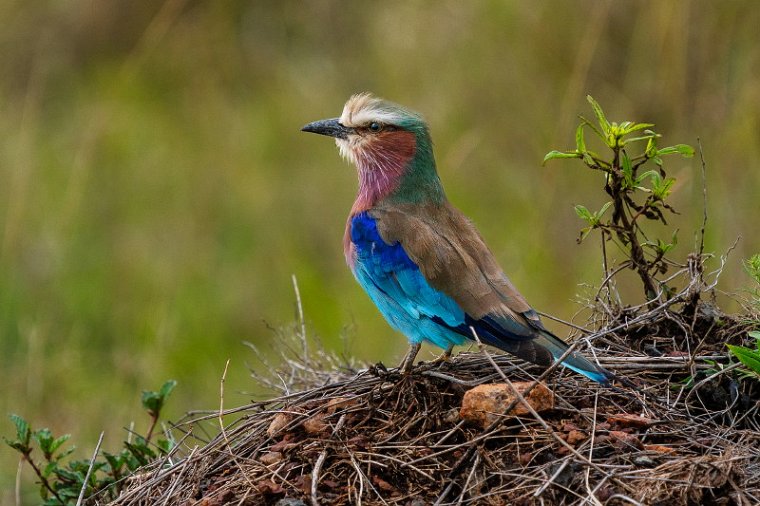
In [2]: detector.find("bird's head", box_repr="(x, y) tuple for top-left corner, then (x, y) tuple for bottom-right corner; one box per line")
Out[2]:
(302, 93), (443, 207)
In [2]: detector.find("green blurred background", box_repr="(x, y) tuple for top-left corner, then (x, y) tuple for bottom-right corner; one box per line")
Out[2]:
(2, 0), (759, 499)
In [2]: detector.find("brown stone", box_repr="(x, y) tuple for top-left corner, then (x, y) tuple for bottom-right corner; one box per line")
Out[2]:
(303, 412), (328, 434)
(608, 430), (643, 449)
(302, 396), (358, 434)
(326, 396), (357, 413)
(566, 429), (588, 445)
(259, 451), (283, 466)
(607, 414), (654, 429)
(460, 382), (554, 428)
(643, 443), (676, 454)
(267, 412), (294, 437)
(269, 434), (299, 453)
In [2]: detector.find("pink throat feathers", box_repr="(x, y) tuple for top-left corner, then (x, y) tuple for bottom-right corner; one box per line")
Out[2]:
(350, 131), (418, 212)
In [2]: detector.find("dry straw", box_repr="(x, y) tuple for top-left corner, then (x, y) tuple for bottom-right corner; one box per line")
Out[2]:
(105, 262), (759, 505)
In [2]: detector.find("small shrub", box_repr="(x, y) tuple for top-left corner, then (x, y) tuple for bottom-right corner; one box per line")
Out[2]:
(4, 380), (177, 505)
(545, 96), (694, 305)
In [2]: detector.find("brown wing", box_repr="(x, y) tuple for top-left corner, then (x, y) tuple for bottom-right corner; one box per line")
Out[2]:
(371, 200), (545, 338)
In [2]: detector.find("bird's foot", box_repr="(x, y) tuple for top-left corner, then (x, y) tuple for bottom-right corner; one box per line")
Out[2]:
(398, 343), (422, 374)
(431, 345), (455, 365)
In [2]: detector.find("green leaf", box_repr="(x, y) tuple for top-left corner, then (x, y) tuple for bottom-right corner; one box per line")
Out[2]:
(727, 344), (760, 375)
(156, 438), (174, 454)
(125, 439), (156, 466)
(657, 144), (695, 157)
(652, 176), (675, 200)
(103, 451), (124, 473)
(586, 95), (610, 136)
(745, 330), (760, 350)
(624, 132), (660, 145)
(575, 123), (586, 153)
(621, 151), (633, 187)
(141, 390), (162, 416)
(5, 440), (27, 452)
(42, 460), (57, 478)
(574, 204), (593, 223)
(742, 254), (760, 283)
(645, 132), (660, 159)
(579, 116), (604, 140)
(141, 380), (177, 417)
(635, 169), (659, 186)
(33, 428), (54, 458)
(543, 150), (581, 164)
(646, 238), (675, 254)
(56, 446), (76, 460)
(48, 434), (71, 456)
(9, 414), (31, 448)
(159, 380), (177, 400)
(622, 122), (655, 135)
(53, 465), (84, 483)
(597, 201), (613, 219)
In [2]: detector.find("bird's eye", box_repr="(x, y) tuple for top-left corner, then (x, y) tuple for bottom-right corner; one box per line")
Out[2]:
(368, 122), (383, 132)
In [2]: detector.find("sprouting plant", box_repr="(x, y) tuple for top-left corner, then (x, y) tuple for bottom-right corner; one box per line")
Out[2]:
(727, 331), (760, 380)
(5, 380), (177, 505)
(545, 96), (694, 306)
(743, 253), (760, 304)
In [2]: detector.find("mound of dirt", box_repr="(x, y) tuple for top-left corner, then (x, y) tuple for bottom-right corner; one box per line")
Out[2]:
(108, 339), (759, 505)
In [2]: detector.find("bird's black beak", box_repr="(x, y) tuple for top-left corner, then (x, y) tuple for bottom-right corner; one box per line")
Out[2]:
(301, 118), (352, 140)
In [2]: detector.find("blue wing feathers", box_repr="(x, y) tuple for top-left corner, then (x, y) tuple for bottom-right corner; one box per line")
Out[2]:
(349, 211), (609, 384)
(350, 211), (542, 347)
(351, 212), (465, 348)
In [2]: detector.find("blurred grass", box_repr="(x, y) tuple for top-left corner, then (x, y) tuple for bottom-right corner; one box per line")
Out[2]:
(2, 0), (760, 500)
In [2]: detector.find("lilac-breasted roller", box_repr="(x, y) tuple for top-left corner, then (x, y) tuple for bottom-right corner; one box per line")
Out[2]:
(302, 93), (613, 384)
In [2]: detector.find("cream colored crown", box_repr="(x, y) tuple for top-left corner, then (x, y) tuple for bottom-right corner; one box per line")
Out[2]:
(339, 93), (418, 128)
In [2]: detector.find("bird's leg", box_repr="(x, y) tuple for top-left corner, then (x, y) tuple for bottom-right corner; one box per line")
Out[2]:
(399, 343), (422, 373)
(433, 344), (455, 364)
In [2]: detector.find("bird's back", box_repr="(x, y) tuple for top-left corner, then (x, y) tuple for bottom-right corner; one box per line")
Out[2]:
(370, 199), (541, 330)
(369, 200), (612, 382)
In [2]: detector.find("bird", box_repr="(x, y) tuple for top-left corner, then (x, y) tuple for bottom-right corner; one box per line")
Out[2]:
(302, 93), (614, 385)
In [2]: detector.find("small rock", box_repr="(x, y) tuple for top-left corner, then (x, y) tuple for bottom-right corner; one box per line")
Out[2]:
(267, 412), (293, 437)
(643, 443), (676, 454)
(302, 397), (358, 434)
(198, 490), (235, 506)
(270, 433), (299, 453)
(608, 430), (643, 449)
(372, 475), (397, 492)
(326, 396), (357, 413)
(260, 451), (283, 466)
(275, 499), (307, 506)
(443, 408), (460, 424)
(460, 382), (554, 428)
(633, 456), (655, 466)
(257, 479), (284, 495)
(303, 412), (328, 434)
(561, 422), (580, 432)
(606, 414), (653, 429)
(566, 429), (587, 445)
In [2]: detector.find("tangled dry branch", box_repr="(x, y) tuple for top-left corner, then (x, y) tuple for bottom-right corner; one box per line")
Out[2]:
(104, 316), (758, 505)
